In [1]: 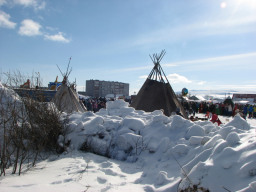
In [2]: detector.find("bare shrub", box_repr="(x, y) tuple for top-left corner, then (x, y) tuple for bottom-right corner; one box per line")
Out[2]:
(0, 73), (67, 176)
(178, 182), (210, 192)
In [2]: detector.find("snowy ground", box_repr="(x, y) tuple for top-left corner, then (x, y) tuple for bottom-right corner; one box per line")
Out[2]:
(1, 113), (256, 191)
(1, 87), (256, 192)
(0, 151), (146, 192)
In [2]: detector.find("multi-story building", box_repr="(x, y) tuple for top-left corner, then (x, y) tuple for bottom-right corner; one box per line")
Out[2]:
(232, 94), (256, 103)
(86, 79), (129, 97)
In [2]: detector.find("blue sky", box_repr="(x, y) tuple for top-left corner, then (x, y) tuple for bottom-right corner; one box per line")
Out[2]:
(0, 0), (256, 95)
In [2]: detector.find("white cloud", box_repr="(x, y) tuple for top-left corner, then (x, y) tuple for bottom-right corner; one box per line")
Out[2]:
(165, 52), (256, 72)
(44, 32), (70, 43)
(197, 81), (206, 85)
(162, 63), (177, 67)
(13, 0), (46, 10)
(45, 26), (58, 31)
(18, 19), (42, 36)
(167, 73), (192, 84)
(0, 11), (16, 29)
(214, 84), (256, 90)
(139, 75), (148, 79)
(0, 0), (69, 44)
(17, 20), (70, 43)
(36, 1), (45, 10)
(130, 14), (256, 47)
(138, 73), (192, 85)
(0, 0), (6, 6)
(14, 0), (36, 7)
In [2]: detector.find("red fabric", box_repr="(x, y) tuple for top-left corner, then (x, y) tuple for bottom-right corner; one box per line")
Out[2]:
(211, 114), (218, 121)
(205, 111), (211, 118)
(210, 114), (222, 125)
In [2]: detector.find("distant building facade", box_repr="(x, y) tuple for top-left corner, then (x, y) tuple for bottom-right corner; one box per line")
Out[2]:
(86, 79), (129, 97)
(232, 94), (256, 102)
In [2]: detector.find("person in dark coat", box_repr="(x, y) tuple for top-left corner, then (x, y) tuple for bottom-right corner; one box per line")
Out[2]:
(248, 105), (254, 118)
(243, 105), (248, 119)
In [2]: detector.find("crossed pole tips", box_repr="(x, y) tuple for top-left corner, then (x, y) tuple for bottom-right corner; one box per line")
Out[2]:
(56, 57), (73, 85)
(148, 50), (169, 84)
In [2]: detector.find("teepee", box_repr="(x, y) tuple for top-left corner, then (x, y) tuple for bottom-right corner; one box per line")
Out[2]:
(52, 58), (87, 113)
(131, 50), (187, 118)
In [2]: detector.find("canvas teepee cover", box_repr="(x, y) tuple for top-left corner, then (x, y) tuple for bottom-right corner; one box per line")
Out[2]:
(52, 82), (86, 113)
(131, 50), (187, 118)
(52, 58), (87, 113)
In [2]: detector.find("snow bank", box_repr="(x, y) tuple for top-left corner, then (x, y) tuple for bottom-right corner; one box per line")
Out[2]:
(0, 83), (24, 140)
(224, 114), (251, 130)
(63, 99), (256, 191)
(1, 84), (256, 192)
(0, 82), (22, 110)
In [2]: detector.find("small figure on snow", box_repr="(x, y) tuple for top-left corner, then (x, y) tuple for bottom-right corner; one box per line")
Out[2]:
(210, 112), (222, 126)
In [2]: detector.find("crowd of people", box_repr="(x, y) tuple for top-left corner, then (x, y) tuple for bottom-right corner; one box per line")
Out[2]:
(182, 100), (256, 120)
(79, 96), (256, 121)
(80, 97), (131, 113)
(80, 97), (107, 113)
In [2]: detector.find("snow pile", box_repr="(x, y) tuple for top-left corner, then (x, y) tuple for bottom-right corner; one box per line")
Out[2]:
(0, 81), (22, 110)
(98, 99), (135, 116)
(1, 84), (256, 192)
(57, 99), (256, 191)
(224, 114), (251, 130)
(0, 82), (24, 134)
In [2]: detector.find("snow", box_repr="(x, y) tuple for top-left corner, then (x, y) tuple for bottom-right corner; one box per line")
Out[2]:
(1, 84), (256, 192)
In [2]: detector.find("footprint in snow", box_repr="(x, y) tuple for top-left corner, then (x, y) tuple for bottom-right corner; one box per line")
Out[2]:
(100, 161), (112, 168)
(51, 180), (62, 185)
(101, 186), (111, 192)
(97, 176), (107, 184)
(101, 168), (126, 178)
(63, 178), (74, 183)
(102, 168), (117, 176)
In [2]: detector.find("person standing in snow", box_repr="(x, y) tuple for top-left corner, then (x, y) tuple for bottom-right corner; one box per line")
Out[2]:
(223, 104), (228, 116)
(248, 105), (254, 118)
(228, 104), (233, 116)
(232, 104), (238, 116)
(220, 103), (225, 116)
(243, 105), (248, 119)
(215, 103), (220, 115)
(253, 105), (256, 118)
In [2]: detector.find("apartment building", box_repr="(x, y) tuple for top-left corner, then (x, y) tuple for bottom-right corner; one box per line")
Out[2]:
(86, 79), (129, 97)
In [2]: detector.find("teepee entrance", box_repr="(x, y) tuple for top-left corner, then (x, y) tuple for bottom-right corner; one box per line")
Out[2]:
(131, 50), (187, 118)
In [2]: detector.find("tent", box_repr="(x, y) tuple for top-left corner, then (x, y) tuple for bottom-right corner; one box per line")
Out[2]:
(52, 58), (87, 113)
(224, 96), (234, 107)
(130, 50), (187, 118)
(52, 83), (87, 113)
